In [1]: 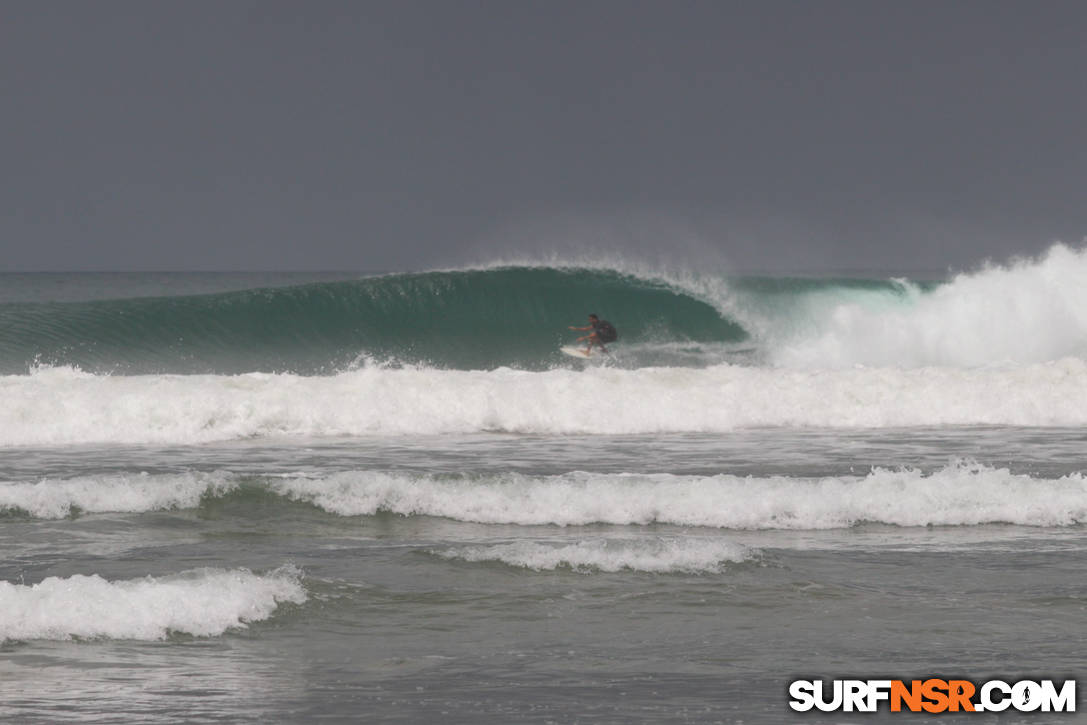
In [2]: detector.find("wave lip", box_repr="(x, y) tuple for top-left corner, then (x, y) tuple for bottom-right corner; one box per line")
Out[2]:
(7, 243), (1087, 374)
(0, 266), (744, 374)
(0, 566), (306, 642)
(277, 463), (1087, 529)
(0, 471), (236, 519)
(432, 537), (754, 573)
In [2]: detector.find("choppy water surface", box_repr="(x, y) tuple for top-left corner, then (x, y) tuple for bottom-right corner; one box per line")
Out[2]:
(3, 251), (1087, 722)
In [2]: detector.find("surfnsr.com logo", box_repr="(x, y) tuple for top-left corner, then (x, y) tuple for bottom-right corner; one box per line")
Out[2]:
(788, 679), (1076, 713)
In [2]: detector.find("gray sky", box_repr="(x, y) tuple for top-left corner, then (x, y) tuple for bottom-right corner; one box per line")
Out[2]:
(2, 0), (1085, 272)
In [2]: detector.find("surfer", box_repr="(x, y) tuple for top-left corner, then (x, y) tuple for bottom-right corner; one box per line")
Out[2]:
(569, 313), (618, 355)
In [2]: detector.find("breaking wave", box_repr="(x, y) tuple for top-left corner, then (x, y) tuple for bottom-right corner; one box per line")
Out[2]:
(6, 463), (1086, 529)
(0, 565), (306, 642)
(4, 244), (1087, 373)
(430, 537), (755, 573)
(4, 358), (1087, 445)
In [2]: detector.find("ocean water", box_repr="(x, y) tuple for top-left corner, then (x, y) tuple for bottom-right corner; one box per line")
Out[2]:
(2, 246), (1087, 723)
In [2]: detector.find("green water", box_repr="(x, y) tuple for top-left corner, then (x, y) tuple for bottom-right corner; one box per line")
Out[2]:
(0, 267), (933, 374)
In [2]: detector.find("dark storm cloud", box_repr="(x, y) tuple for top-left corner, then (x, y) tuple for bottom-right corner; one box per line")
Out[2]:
(2, 1), (1085, 272)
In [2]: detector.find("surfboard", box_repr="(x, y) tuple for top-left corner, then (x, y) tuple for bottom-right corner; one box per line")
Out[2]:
(560, 345), (594, 359)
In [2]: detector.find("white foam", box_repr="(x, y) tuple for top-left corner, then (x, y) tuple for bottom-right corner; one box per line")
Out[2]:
(6, 357), (1087, 444)
(0, 471), (236, 518)
(275, 463), (1087, 529)
(432, 537), (754, 573)
(0, 565), (306, 642)
(768, 243), (1087, 367)
(4, 465), (1081, 531)
(462, 243), (1087, 365)
(468, 243), (1087, 370)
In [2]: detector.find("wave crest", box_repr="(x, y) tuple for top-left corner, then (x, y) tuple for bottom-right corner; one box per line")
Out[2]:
(277, 463), (1087, 529)
(431, 537), (755, 573)
(0, 267), (745, 374)
(0, 565), (306, 642)
(5, 463), (1085, 529)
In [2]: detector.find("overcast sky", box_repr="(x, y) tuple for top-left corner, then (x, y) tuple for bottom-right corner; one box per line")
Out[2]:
(2, 1), (1085, 272)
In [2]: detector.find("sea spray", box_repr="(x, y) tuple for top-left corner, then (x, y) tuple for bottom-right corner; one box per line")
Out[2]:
(4, 244), (1087, 373)
(766, 243), (1087, 367)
